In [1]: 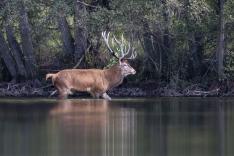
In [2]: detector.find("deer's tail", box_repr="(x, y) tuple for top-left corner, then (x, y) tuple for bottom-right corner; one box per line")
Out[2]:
(46, 73), (57, 85)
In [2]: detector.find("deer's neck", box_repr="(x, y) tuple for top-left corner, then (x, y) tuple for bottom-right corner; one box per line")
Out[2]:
(104, 65), (124, 90)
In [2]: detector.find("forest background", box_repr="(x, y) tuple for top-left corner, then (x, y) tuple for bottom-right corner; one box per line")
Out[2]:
(0, 0), (233, 97)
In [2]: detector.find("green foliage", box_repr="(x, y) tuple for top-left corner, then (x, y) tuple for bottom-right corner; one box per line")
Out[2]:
(0, 0), (234, 84)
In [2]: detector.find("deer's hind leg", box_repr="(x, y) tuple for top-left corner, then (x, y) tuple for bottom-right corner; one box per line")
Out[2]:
(90, 91), (100, 99)
(57, 88), (69, 99)
(55, 83), (71, 99)
(54, 78), (72, 99)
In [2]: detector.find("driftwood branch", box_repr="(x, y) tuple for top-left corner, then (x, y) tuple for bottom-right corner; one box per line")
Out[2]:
(73, 55), (85, 69)
(49, 90), (57, 97)
(184, 88), (220, 97)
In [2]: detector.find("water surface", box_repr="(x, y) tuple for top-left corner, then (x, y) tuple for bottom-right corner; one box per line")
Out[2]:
(0, 97), (233, 156)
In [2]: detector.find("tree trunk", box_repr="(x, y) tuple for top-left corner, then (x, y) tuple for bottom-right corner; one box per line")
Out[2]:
(19, 2), (37, 79)
(74, 0), (88, 67)
(142, 22), (158, 79)
(5, 24), (28, 80)
(216, 0), (225, 79)
(188, 32), (203, 79)
(58, 12), (74, 60)
(101, 0), (110, 9)
(0, 31), (17, 81)
(142, 20), (166, 80)
(91, 0), (110, 9)
(161, 0), (172, 81)
(183, 0), (204, 80)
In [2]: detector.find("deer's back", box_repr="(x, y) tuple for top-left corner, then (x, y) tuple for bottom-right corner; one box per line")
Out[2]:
(54, 69), (108, 92)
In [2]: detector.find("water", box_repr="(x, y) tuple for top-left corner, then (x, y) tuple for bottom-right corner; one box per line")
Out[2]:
(0, 97), (233, 156)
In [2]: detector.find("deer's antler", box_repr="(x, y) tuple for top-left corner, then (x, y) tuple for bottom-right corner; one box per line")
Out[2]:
(102, 31), (137, 63)
(101, 31), (119, 59)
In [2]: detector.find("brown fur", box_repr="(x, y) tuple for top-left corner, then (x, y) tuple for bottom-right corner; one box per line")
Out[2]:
(46, 63), (131, 99)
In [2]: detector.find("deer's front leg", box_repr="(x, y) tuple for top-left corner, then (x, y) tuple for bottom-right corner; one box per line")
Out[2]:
(102, 93), (111, 100)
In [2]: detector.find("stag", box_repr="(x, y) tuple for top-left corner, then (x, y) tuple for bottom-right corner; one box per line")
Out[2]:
(46, 31), (137, 100)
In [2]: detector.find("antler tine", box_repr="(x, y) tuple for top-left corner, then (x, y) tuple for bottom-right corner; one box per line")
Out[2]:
(121, 34), (124, 44)
(113, 35), (121, 47)
(114, 34), (130, 60)
(125, 42), (131, 57)
(102, 31), (119, 59)
(113, 35), (124, 59)
(125, 47), (137, 60)
(131, 47), (137, 59)
(121, 34), (126, 59)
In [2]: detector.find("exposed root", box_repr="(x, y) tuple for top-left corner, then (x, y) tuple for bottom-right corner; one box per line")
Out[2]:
(183, 84), (220, 97)
(0, 81), (228, 97)
(0, 81), (47, 97)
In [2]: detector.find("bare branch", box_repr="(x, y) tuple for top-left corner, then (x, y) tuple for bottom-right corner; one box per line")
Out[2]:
(76, 0), (98, 8)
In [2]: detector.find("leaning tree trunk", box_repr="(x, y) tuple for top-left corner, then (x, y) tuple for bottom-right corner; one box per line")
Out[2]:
(58, 12), (74, 60)
(216, 0), (225, 79)
(5, 24), (28, 80)
(19, 2), (37, 79)
(74, 0), (88, 66)
(183, 0), (203, 80)
(0, 31), (17, 82)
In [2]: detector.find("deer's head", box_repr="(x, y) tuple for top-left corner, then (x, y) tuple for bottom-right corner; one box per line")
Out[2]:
(102, 31), (137, 77)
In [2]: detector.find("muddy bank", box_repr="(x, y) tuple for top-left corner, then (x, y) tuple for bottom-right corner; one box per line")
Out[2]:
(0, 80), (232, 98)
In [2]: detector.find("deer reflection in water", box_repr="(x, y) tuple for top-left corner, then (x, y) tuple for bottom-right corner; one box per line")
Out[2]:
(49, 99), (108, 115)
(48, 99), (137, 156)
(50, 99), (109, 114)
(49, 99), (109, 128)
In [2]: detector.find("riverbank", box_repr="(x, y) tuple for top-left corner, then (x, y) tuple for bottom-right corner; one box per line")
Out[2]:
(0, 80), (232, 98)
